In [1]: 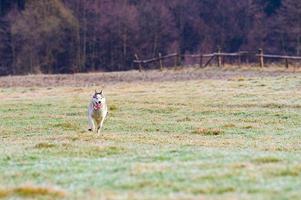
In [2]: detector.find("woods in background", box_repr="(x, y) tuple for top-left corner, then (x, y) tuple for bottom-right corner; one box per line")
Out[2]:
(0, 0), (300, 75)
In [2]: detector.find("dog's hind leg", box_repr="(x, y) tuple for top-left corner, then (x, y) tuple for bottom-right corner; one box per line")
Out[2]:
(88, 116), (95, 132)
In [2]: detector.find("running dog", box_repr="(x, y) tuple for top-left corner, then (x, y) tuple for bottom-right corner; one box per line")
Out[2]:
(88, 90), (108, 134)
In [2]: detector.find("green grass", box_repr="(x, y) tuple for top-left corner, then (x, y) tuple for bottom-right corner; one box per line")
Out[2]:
(1, 72), (301, 199)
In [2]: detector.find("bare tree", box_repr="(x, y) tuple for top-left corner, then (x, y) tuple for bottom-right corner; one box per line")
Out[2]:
(276, 0), (301, 55)
(9, 0), (78, 74)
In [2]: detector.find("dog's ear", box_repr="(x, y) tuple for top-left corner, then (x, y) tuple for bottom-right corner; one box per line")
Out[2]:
(93, 90), (98, 97)
(100, 90), (103, 95)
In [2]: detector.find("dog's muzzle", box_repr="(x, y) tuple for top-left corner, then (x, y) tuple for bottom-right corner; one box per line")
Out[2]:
(93, 103), (102, 110)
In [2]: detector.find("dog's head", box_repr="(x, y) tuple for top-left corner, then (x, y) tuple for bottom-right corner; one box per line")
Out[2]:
(92, 90), (105, 110)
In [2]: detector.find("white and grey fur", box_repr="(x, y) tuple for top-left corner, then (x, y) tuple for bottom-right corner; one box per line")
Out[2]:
(88, 90), (108, 134)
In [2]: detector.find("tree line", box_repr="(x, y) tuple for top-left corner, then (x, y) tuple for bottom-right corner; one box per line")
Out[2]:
(0, 0), (300, 75)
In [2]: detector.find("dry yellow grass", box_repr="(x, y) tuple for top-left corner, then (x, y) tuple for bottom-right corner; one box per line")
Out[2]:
(0, 184), (66, 198)
(193, 128), (224, 135)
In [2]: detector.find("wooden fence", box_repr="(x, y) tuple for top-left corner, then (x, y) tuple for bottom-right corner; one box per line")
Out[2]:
(133, 48), (301, 71)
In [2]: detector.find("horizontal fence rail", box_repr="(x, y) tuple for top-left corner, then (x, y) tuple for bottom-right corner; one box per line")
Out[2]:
(256, 54), (301, 60)
(133, 49), (301, 71)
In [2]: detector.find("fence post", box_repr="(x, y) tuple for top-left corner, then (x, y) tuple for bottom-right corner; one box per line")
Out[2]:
(175, 52), (181, 66)
(199, 54), (203, 68)
(217, 47), (222, 67)
(174, 53), (178, 67)
(285, 58), (289, 69)
(238, 51), (241, 66)
(258, 48), (264, 67)
(135, 54), (142, 72)
(246, 52), (249, 65)
(158, 52), (163, 71)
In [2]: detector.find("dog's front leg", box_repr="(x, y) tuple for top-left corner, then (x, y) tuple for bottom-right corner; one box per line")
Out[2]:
(88, 115), (95, 132)
(97, 117), (105, 134)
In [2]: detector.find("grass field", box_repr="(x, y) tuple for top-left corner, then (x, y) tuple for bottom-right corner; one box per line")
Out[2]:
(1, 68), (301, 199)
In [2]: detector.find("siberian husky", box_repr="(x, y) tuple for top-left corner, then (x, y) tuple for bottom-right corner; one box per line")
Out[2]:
(88, 90), (108, 134)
